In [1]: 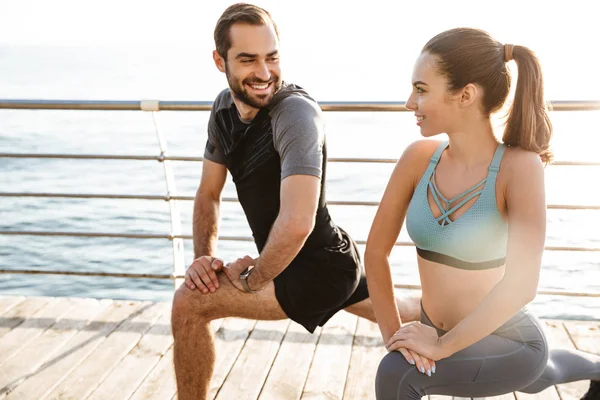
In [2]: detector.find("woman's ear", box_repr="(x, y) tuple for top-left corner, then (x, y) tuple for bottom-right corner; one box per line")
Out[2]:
(458, 83), (479, 108)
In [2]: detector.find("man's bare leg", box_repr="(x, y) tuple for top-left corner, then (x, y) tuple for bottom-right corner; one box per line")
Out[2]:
(171, 273), (287, 400)
(344, 294), (421, 323)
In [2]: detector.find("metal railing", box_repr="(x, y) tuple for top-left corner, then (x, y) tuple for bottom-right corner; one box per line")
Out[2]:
(1, 99), (600, 297)
(2, 99), (600, 112)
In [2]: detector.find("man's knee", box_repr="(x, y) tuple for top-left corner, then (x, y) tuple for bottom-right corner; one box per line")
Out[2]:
(171, 284), (217, 334)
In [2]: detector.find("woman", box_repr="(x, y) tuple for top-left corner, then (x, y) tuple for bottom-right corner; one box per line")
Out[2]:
(365, 27), (600, 399)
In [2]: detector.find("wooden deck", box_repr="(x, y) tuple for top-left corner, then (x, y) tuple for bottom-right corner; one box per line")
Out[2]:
(0, 296), (597, 400)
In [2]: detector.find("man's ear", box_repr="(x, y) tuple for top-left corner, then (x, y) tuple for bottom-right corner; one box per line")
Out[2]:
(458, 83), (479, 108)
(213, 50), (226, 73)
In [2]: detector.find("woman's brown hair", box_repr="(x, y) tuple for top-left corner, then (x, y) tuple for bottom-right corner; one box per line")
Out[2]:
(423, 28), (553, 164)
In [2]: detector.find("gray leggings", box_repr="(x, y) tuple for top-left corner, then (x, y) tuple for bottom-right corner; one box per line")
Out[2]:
(376, 305), (600, 399)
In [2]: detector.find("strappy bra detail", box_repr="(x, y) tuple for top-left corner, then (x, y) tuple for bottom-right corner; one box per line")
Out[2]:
(405, 141), (508, 270)
(429, 170), (487, 227)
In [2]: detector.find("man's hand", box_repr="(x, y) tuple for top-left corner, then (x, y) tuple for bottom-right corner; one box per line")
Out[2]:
(223, 256), (256, 292)
(185, 256), (224, 293)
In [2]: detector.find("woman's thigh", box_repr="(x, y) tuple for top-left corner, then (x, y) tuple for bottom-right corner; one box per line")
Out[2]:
(376, 322), (547, 399)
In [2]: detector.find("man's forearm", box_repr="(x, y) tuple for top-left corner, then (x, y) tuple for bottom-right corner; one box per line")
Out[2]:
(248, 216), (311, 288)
(193, 192), (220, 258)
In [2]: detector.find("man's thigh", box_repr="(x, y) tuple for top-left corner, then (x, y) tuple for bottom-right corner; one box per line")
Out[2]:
(175, 271), (288, 321)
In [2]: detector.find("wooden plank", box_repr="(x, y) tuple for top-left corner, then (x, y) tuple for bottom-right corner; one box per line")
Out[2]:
(0, 297), (75, 367)
(133, 316), (225, 400)
(215, 319), (290, 400)
(0, 297), (110, 397)
(301, 311), (358, 400)
(86, 302), (173, 400)
(0, 297), (25, 315)
(46, 301), (167, 400)
(259, 322), (321, 400)
(129, 346), (177, 400)
(208, 317), (258, 399)
(563, 320), (600, 354)
(0, 297), (52, 339)
(4, 299), (144, 400)
(343, 318), (387, 400)
(543, 320), (589, 400)
(134, 316), (247, 400)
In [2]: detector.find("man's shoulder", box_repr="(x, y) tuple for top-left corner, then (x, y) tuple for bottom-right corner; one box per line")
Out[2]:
(269, 83), (321, 120)
(212, 88), (234, 114)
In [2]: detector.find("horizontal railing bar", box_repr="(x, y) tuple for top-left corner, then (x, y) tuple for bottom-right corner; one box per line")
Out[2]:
(391, 284), (600, 298)
(0, 269), (173, 279)
(0, 230), (173, 239)
(0, 100), (215, 111)
(546, 205), (600, 210)
(1, 230), (598, 251)
(1, 152), (598, 167)
(0, 153), (159, 161)
(1, 99), (599, 111)
(0, 192), (167, 200)
(328, 158), (600, 167)
(543, 246), (600, 251)
(1, 268), (598, 298)
(2, 192), (599, 211)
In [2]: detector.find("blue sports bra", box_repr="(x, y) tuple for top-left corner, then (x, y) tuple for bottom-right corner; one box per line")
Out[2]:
(405, 141), (508, 270)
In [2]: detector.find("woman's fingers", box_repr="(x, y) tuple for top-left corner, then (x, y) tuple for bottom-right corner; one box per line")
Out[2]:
(396, 347), (415, 366)
(387, 344), (436, 376)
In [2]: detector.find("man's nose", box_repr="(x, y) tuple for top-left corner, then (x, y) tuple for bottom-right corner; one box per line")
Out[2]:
(254, 61), (271, 81)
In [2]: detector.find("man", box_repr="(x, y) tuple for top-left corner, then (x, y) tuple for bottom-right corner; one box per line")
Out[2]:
(170, 3), (421, 399)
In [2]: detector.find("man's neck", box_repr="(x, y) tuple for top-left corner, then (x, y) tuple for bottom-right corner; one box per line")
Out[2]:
(232, 96), (260, 122)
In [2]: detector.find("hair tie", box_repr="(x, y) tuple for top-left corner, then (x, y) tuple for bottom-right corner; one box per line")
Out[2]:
(504, 44), (514, 62)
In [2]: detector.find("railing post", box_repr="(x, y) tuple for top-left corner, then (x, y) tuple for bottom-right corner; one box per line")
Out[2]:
(149, 110), (186, 291)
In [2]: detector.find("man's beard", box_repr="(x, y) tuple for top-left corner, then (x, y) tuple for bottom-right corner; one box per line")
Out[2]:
(226, 65), (282, 109)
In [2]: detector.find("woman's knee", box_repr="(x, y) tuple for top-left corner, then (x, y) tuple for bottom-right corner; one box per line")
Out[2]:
(376, 352), (421, 400)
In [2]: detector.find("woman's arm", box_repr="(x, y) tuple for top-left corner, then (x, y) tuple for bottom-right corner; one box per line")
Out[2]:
(365, 140), (434, 342)
(436, 150), (546, 359)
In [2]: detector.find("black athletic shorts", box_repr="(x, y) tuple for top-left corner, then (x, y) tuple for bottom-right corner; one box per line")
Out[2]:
(273, 226), (370, 333)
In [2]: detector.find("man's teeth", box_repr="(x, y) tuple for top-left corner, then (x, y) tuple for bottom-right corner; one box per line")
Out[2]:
(251, 83), (269, 90)
(417, 116), (425, 121)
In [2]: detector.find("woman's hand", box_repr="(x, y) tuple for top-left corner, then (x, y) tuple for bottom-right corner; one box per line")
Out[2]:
(386, 322), (449, 376)
(389, 346), (437, 377)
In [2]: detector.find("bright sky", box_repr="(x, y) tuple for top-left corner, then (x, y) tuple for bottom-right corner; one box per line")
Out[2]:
(1, 0), (599, 100)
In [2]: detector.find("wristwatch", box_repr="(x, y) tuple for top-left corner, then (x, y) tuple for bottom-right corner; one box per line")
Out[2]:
(240, 266), (258, 293)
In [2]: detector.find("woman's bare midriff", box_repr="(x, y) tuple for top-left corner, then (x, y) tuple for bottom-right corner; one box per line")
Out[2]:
(418, 255), (505, 331)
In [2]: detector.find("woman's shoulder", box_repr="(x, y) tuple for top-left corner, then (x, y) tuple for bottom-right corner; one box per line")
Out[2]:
(392, 139), (445, 186)
(501, 145), (545, 176)
(499, 146), (546, 203)
(400, 139), (445, 165)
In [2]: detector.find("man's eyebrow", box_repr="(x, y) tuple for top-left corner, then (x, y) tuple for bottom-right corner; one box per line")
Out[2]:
(235, 52), (257, 59)
(235, 50), (279, 59)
